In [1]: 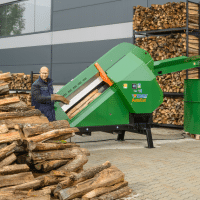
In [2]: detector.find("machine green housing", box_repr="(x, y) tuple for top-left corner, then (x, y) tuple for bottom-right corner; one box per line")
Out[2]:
(54, 42), (200, 128)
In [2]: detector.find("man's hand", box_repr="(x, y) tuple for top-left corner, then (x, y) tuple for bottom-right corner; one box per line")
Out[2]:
(51, 94), (70, 104)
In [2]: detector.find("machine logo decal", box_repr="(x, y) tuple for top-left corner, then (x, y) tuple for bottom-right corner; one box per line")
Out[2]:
(137, 83), (141, 88)
(138, 89), (142, 93)
(132, 84), (137, 89)
(137, 94), (148, 98)
(132, 94), (137, 98)
(132, 98), (146, 102)
(123, 83), (128, 89)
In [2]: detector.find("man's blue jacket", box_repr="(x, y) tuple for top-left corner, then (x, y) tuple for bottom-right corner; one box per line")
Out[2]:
(31, 76), (55, 122)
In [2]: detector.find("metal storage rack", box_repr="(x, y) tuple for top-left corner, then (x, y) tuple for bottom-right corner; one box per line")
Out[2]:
(133, 0), (200, 129)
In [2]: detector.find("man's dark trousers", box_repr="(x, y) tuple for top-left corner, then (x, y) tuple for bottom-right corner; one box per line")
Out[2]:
(31, 76), (55, 122)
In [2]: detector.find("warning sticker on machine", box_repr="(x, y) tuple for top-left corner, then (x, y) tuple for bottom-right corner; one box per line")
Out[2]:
(137, 83), (141, 88)
(137, 94), (148, 98)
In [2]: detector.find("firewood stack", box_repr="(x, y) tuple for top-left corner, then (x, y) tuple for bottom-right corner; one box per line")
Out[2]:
(153, 97), (184, 125)
(0, 87), (133, 199)
(133, 2), (198, 31)
(8, 73), (39, 90)
(66, 89), (102, 120)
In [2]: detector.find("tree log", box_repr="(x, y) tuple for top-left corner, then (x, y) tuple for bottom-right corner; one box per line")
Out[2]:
(82, 181), (128, 199)
(66, 89), (99, 117)
(54, 161), (111, 197)
(0, 153), (17, 167)
(0, 96), (20, 106)
(29, 149), (79, 162)
(1, 115), (49, 126)
(0, 164), (29, 175)
(25, 128), (79, 143)
(0, 105), (34, 112)
(0, 109), (42, 120)
(44, 175), (69, 186)
(0, 141), (18, 160)
(58, 166), (125, 200)
(93, 186), (132, 200)
(23, 120), (70, 138)
(0, 131), (21, 144)
(0, 172), (35, 188)
(28, 141), (80, 151)
(0, 179), (43, 192)
(35, 160), (70, 172)
(57, 153), (88, 172)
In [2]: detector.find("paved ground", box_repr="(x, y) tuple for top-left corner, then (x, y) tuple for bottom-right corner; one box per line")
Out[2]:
(67, 128), (200, 200)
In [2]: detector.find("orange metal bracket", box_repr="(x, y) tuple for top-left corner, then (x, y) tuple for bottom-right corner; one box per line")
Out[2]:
(94, 62), (113, 86)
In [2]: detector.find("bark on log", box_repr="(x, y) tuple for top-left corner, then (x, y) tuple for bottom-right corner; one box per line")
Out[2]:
(57, 153), (88, 172)
(28, 141), (80, 151)
(0, 109), (42, 120)
(29, 149), (78, 162)
(42, 184), (57, 195)
(25, 128), (79, 143)
(54, 161), (111, 197)
(0, 179), (43, 192)
(44, 175), (69, 186)
(1, 116), (49, 126)
(0, 172), (35, 188)
(0, 131), (21, 144)
(58, 166), (125, 200)
(0, 164), (29, 175)
(0, 153), (17, 167)
(45, 133), (75, 142)
(0, 141), (18, 160)
(0, 105), (34, 112)
(0, 96), (20, 106)
(0, 143), (7, 150)
(93, 186), (132, 200)
(82, 181), (128, 199)
(35, 160), (70, 172)
(0, 124), (9, 133)
(23, 120), (70, 138)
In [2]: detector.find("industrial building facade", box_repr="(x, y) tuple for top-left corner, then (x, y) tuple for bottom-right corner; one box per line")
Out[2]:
(0, 0), (199, 86)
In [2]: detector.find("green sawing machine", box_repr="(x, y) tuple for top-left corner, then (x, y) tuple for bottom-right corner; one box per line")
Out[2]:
(54, 42), (200, 148)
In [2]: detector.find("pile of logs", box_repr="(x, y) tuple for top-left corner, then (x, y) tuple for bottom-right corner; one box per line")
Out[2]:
(133, 2), (198, 31)
(66, 89), (102, 120)
(153, 97), (184, 125)
(0, 72), (11, 96)
(9, 73), (39, 90)
(0, 88), (133, 199)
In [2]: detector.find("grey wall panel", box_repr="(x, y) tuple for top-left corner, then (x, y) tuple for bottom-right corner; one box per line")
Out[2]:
(52, 38), (133, 64)
(53, 0), (147, 31)
(0, 45), (51, 66)
(52, 63), (91, 85)
(53, 0), (121, 11)
(0, 64), (50, 75)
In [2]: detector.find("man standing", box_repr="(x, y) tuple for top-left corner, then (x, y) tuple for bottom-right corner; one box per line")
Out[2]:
(31, 66), (69, 121)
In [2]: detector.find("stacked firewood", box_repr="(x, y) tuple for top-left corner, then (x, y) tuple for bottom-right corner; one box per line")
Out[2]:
(133, 2), (198, 31)
(156, 71), (185, 93)
(153, 97), (184, 125)
(8, 73), (39, 90)
(66, 89), (102, 120)
(0, 72), (11, 95)
(134, 33), (200, 60)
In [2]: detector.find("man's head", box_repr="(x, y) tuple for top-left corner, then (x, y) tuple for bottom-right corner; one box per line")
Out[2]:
(40, 66), (49, 82)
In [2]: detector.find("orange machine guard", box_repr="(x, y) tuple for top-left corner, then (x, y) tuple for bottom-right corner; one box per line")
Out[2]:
(94, 62), (113, 86)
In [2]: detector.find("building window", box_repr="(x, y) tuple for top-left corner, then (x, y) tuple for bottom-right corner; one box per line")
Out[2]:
(0, 0), (51, 37)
